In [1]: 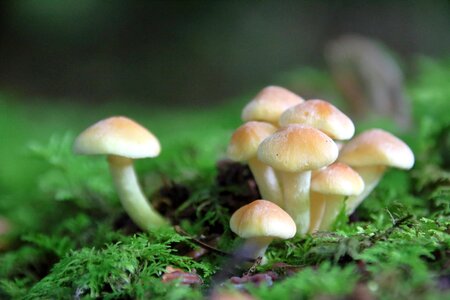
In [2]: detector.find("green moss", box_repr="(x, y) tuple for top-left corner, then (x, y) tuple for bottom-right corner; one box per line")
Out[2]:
(24, 229), (213, 299)
(248, 263), (358, 299)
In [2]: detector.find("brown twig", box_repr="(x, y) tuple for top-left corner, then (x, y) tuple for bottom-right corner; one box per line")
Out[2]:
(369, 214), (413, 243)
(243, 257), (262, 276)
(174, 225), (230, 257)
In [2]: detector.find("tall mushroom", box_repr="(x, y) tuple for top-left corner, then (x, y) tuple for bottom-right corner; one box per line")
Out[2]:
(279, 99), (354, 226)
(338, 129), (415, 215)
(73, 116), (167, 230)
(258, 125), (338, 235)
(227, 121), (282, 206)
(242, 86), (304, 126)
(230, 200), (296, 263)
(308, 162), (364, 232)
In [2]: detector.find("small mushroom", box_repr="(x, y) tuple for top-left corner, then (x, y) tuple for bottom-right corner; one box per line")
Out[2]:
(227, 121), (282, 206)
(73, 116), (167, 230)
(309, 162), (364, 232)
(241, 86), (304, 125)
(230, 200), (296, 262)
(338, 129), (414, 214)
(279, 99), (355, 140)
(258, 125), (338, 235)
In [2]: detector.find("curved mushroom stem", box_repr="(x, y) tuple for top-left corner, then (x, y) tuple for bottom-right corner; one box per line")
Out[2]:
(278, 171), (311, 235)
(318, 195), (345, 230)
(308, 192), (326, 233)
(108, 155), (167, 230)
(241, 236), (274, 264)
(345, 165), (386, 215)
(248, 157), (283, 207)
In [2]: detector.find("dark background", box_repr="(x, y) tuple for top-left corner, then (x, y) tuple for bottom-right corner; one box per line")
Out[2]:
(0, 0), (448, 106)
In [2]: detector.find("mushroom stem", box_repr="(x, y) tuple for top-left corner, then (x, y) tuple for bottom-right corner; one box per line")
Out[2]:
(241, 236), (274, 262)
(345, 165), (386, 215)
(318, 195), (346, 230)
(278, 171), (311, 235)
(248, 157), (283, 206)
(308, 192), (326, 233)
(108, 155), (167, 230)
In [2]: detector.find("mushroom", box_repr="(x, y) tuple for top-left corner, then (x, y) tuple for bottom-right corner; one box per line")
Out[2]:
(73, 116), (167, 230)
(279, 99), (355, 140)
(230, 200), (296, 262)
(308, 162), (364, 232)
(227, 121), (282, 206)
(258, 125), (338, 235)
(242, 86), (304, 126)
(338, 129), (415, 215)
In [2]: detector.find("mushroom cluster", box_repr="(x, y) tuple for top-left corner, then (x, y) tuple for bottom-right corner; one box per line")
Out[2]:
(228, 85), (415, 237)
(72, 85), (414, 265)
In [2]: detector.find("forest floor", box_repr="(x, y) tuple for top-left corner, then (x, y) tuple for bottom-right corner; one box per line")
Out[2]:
(0, 57), (449, 299)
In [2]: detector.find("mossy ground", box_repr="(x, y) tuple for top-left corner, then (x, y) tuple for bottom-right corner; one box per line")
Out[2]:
(0, 57), (449, 299)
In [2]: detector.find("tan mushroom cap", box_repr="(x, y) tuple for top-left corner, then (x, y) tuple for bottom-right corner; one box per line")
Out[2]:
(258, 125), (339, 172)
(73, 116), (161, 159)
(338, 129), (414, 169)
(241, 86), (304, 124)
(230, 200), (296, 239)
(311, 162), (364, 195)
(227, 121), (278, 161)
(279, 99), (355, 140)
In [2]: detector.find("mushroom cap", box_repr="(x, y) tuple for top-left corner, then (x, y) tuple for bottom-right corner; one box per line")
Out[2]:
(338, 129), (414, 169)
(73, 116), (161, 159)
(279, 99), (355, 140)
(258, 125), (339, 172)
(227, 121), (278, 161)
(241, 86), (304, 124)
(230, 200), (296, 239)
(311, 162), (364, 196)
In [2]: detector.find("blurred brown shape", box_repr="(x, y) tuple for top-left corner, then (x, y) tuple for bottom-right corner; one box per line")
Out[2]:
(0, 217), (11, 250)
(326, 34), (412, 130)
(348, 283), (375, 300)
(209, 290), (255, 300)
(229, 271), (278, 288)
(161, 265), (203, 286)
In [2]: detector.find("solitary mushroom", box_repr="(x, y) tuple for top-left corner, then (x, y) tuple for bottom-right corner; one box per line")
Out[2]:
(309, 162), (364, 232)
(227, 121), (282, 206)
(241, 86), (304, 125)
(230, 200), (296, 262)
(258, 125), (338, 235)
(279, 99), (355, 140)
(338, 129), (414, 214)
(73, 116), (167, 230)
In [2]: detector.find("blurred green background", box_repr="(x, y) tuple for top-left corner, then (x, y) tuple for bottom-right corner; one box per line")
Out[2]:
(0, 0), (449, 225)
(0, 0), (449, 106)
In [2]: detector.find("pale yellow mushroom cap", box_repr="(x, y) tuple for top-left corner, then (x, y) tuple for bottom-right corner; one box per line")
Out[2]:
(73, 116), (161, 159)
(241, 86), (304, 124)
(311, 162), (364, 195)
(258, 125), (339, 172)
(230, 200), (296, 239)
(338, 129), (414, 169)
(227, 121), (278, 161)
(279, 99), (355, 140)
